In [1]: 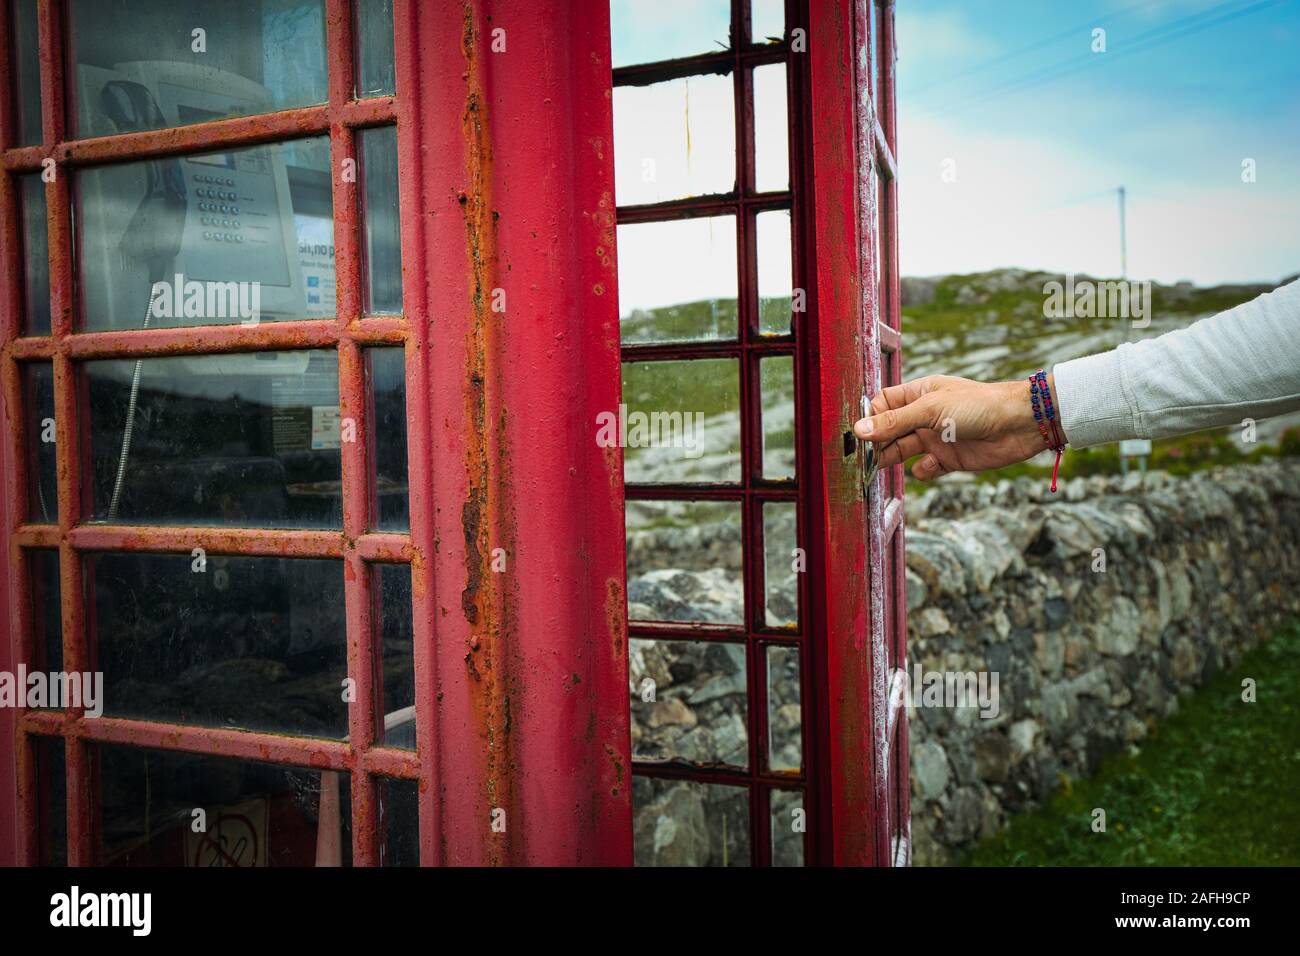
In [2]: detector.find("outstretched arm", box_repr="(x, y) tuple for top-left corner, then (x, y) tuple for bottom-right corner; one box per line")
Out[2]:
(854, 278), (1300, 481)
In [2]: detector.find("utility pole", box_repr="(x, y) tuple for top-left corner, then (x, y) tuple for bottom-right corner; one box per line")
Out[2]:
(1117, 185), (1127, 279)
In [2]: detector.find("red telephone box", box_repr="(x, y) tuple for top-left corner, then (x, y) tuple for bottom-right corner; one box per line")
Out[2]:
(0, 0), (905, 867)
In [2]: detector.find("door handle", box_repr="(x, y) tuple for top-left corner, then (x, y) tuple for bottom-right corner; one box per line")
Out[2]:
(859, 394), (880, 500)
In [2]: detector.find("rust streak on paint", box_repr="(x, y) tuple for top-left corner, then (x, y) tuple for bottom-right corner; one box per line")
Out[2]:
(457, 2), (521, 866)
(606, 577), (626, 659)
(604, 743), (624, 797)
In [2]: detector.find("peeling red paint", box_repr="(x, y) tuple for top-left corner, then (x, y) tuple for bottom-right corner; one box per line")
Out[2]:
(2, 0), (632, 868)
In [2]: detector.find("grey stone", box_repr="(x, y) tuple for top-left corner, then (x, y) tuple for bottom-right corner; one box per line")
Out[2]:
(1096, 596), (1141, 656)
(687, 671), (745, 705)
(1008, 718), (1041, 760)
(974, 732), (1011, 783)
(912, 740), (952, 800)
(1034, 630), (1064, 678)
(906, 530), (970, 597)
(1043, 597), (1070, 630)
(905, 567), (928, 612)
(940, 787), (985, 844)
(1040, 683), (1075, 737)
(915, 607), (952, 638)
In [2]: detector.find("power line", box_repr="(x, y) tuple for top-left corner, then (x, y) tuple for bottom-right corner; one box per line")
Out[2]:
(976, 0), (1290, 106)
(907, 0), (1164, 99)
(930, 0), (1258, 114)
(929, 0), (1288, 118)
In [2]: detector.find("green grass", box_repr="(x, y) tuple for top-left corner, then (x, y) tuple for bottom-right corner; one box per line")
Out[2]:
(965, 621), (1300, 866)
(900, 269), (1270, 345)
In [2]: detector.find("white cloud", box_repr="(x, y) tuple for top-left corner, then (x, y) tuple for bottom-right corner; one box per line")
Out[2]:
(898, 109), (1300, 284)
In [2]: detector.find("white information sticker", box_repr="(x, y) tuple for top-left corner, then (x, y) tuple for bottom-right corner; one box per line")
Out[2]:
(311, 405), (342, 450)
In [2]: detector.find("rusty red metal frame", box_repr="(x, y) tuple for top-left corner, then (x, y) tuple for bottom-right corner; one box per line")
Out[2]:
(1, 0), (638, 870)
(0, 0), (416, 867)
(615, 0), (907, 869)
(0, 0), (22, 867)
(792, 0), (906, 866)
(403, 0), (630, 866)
(3, 0), (634, 869)
(875, 0), (912, 867)
(616, 0), (814, 866)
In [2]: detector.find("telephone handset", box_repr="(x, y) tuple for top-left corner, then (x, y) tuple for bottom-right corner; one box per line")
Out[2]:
(98, 80), (188, 284)
(77, 61), (328, 519)
(77, 60), (313, 374)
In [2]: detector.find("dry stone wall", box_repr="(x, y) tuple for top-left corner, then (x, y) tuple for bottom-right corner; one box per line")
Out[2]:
(904, 460), (1300, 864)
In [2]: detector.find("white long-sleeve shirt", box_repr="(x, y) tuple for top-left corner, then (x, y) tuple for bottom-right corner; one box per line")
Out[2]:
(1052, 278), (1300, 448)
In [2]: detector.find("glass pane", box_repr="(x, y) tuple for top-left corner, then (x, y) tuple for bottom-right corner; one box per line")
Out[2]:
(891, 730), (905, 863)
(379, 777), (419, 866)
(86, 350), (342, 528)
(751, 0), (785, 45)
(375, 563), (415, 750)
(360, 126), (403, 314)
(77, 136), (333, 331)
(870, 0), (882, 100)
(97, 744), (351, 866)
(633, 776), (749, 866)
(884, 546), (898, 671)
(630, 638), (748, 767)
(610, 0), (730, 68)
(617, 216), (738, 344)
(753, 63), (788, 192)
(881, 349), (897, 497)
(770, 787), (805, 866)
(36, 736), (67, 867)
(620, 359), (740, 484)
(766, 644), (801, 771)
(25, 363), (56, 524)
(355, 0), (396, 98)
(763, 501), (798, 627)
(626, 500), (743, 624)
(12, 0), (42, 145)
(760, 355), (795, 479)
(90, 553), (348, 738)
(30, 549), (62, 676)
(69, 0), (327, 137)
(614, 74), (736, 205)
(757, 208), (793, 335)
(875, 168), (888, 323)
(369, 347), (409, 530)
(19, 174), (50, 335)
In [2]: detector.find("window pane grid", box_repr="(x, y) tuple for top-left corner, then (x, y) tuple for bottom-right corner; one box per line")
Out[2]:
(615, 0), (808, 866)
(9, 318), (407, 359)
(1, 0), (418, 866)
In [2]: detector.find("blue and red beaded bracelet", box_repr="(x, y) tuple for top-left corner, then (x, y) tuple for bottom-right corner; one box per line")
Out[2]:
(1029, 368), (1065, 492)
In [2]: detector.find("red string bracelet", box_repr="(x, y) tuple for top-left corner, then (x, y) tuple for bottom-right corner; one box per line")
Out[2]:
(1029, 369), (1065, 492)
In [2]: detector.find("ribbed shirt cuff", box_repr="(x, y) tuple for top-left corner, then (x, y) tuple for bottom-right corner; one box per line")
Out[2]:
(1052, 348), (1135, 449)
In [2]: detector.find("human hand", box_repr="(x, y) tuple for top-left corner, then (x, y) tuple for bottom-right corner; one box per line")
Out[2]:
(853, 373), (1060, 481)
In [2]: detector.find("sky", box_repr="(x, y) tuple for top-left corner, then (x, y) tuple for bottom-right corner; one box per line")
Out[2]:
(608, 0), (1300, 310)
(896, 0), (1300, 285)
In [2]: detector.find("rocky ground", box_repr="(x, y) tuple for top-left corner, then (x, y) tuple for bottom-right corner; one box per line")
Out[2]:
(626, 458), (1300, 865)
